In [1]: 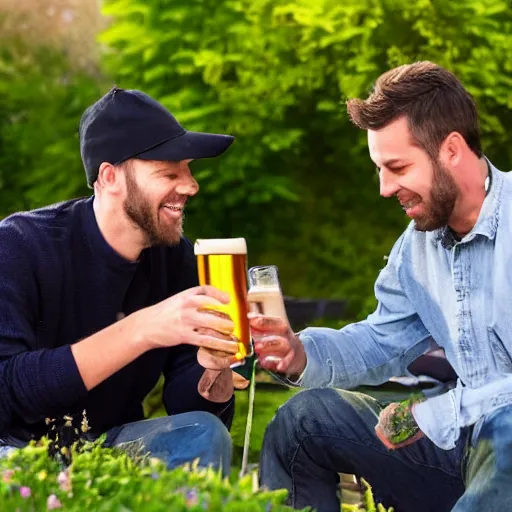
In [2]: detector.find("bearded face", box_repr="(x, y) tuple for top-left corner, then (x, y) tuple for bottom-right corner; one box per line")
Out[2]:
(409, 157), (459, 232)
(122, 160), (198, 246)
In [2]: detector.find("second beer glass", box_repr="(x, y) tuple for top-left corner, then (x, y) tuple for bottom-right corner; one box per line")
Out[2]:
(247, 265), (290, 364)
(247, 265), (289, 322)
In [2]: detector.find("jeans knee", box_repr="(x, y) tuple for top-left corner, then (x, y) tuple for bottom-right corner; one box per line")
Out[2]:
(265, 389), (344, 444)
(188, 411), (232, 452)
(265, 388), (376, 450)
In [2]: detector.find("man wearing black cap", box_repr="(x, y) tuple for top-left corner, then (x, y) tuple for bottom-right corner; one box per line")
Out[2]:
(0, 87), (239, 475)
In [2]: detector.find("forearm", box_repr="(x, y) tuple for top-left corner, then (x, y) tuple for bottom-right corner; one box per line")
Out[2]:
(295, 323), (432, 389)
(0, 311), (152, 431)
(71, 310), (149, 391)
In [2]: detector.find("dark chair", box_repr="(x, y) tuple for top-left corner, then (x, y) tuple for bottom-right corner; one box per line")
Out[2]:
(407, 348), (458, 383)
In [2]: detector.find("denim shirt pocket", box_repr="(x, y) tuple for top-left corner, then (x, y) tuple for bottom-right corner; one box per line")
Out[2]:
(488, 326), (512, 374)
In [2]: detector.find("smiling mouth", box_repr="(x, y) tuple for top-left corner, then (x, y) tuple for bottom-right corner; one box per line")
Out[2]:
(399, 197), (421, 211)
(402, 202), (419, 211)
(163, 204), (184, 212)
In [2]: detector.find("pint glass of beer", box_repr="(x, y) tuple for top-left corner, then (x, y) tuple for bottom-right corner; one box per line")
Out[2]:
(194, 238), (252, 362)
(247, 265), (290, 363)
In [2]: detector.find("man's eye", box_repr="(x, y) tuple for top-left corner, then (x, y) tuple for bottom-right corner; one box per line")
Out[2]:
(166, 175), (178, 180)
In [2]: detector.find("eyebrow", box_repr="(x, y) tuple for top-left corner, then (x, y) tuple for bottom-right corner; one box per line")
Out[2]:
(152, 166), (176, 175)
(382, 159), (406, 167)
(152, 160), (193, 175)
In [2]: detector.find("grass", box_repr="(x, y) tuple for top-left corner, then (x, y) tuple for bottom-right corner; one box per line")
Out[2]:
(231, 379), (298, 469)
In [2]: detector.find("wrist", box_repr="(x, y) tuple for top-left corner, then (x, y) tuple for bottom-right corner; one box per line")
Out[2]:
(125, 309), (153, 353)
(286, 337), (307, 380)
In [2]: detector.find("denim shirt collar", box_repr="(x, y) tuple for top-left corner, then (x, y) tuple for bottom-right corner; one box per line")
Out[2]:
(431, 158), (503, 249)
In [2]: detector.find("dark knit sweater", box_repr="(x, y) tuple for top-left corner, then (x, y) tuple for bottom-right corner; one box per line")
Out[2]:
(0, 197), (233, 446)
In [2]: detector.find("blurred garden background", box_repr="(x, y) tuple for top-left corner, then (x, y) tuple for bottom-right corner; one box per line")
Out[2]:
(1, 0), (511, 501)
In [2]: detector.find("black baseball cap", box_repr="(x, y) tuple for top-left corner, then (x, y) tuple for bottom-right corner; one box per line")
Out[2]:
(79, 87), (235, 187)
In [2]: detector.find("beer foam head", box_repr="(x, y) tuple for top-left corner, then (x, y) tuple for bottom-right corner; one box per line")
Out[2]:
(194, 238), (247, 255)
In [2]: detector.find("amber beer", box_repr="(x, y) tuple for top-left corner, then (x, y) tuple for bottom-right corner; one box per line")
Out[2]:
(194, 238), (252, 362)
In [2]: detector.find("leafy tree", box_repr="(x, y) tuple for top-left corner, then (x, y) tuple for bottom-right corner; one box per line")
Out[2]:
(100, 0), (512, 318)
(0, 33), (102, 216)
(1, 0), (510, 318)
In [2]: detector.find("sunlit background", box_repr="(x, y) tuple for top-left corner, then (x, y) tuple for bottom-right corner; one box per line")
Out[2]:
(1, 0), (511, 478)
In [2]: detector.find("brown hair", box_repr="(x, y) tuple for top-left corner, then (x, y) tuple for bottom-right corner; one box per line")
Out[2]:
(346, 61), (483, 159)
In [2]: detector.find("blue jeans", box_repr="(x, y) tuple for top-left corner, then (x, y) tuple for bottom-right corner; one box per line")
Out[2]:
(453, 406), (512, 512)
(1, 412), (232, 477)
(261, 388), (509, 512)
(103, 412), (232, 477)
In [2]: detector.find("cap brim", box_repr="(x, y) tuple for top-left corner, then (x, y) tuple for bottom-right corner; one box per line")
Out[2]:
(135, 131), (234, 162)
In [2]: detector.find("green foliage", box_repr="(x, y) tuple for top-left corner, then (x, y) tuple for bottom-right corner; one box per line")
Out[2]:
(0, 438), (303, 511)
(0, 437), (395, 511)
(385, 393), (425, 445)
(100, 0), (512, 319)
(341, 479), (394, 512)
(0, 33), (102, 217)
(2, 1), (511, 317)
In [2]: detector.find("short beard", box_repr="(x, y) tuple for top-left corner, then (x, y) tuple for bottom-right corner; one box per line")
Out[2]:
(123, 168), (183, 247)
(414, 158), (459, 232)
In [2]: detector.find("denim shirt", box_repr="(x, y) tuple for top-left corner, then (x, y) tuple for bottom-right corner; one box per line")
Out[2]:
(294, 160), (512, 450)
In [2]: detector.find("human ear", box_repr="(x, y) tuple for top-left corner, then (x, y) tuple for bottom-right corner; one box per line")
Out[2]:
(439, 132), (464, 168)
(96, 162), (123, 193)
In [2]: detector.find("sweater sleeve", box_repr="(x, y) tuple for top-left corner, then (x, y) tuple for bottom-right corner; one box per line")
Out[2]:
(0, 347), (87, 429)
(0, 219), (87, 431)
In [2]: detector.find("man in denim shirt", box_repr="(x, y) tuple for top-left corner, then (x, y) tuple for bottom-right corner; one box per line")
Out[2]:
(252, 62), (512, 511)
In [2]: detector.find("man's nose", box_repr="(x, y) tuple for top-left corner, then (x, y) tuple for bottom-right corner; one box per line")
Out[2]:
(379, 169), (400, 198)
(176, 176), (200, 196)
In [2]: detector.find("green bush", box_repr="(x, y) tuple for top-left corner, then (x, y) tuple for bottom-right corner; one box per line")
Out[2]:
(100, 0), (512, 320)
(0, 439), (298, 511)
(0, 33), (102, 217)
(0, 439), (393, 511)
(3, 1), (511, 321)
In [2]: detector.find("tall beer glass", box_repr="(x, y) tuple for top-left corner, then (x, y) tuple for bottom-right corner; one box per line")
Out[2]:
(194, 238), (252, 362)
(247, 265), (290, 363)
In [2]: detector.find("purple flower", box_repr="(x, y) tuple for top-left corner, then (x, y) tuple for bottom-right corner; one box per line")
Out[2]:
(19, 486), (31, 498)
(151, 472), (159, 480)
(47, 494), (62, 510)
(186, 489), (199, 506)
